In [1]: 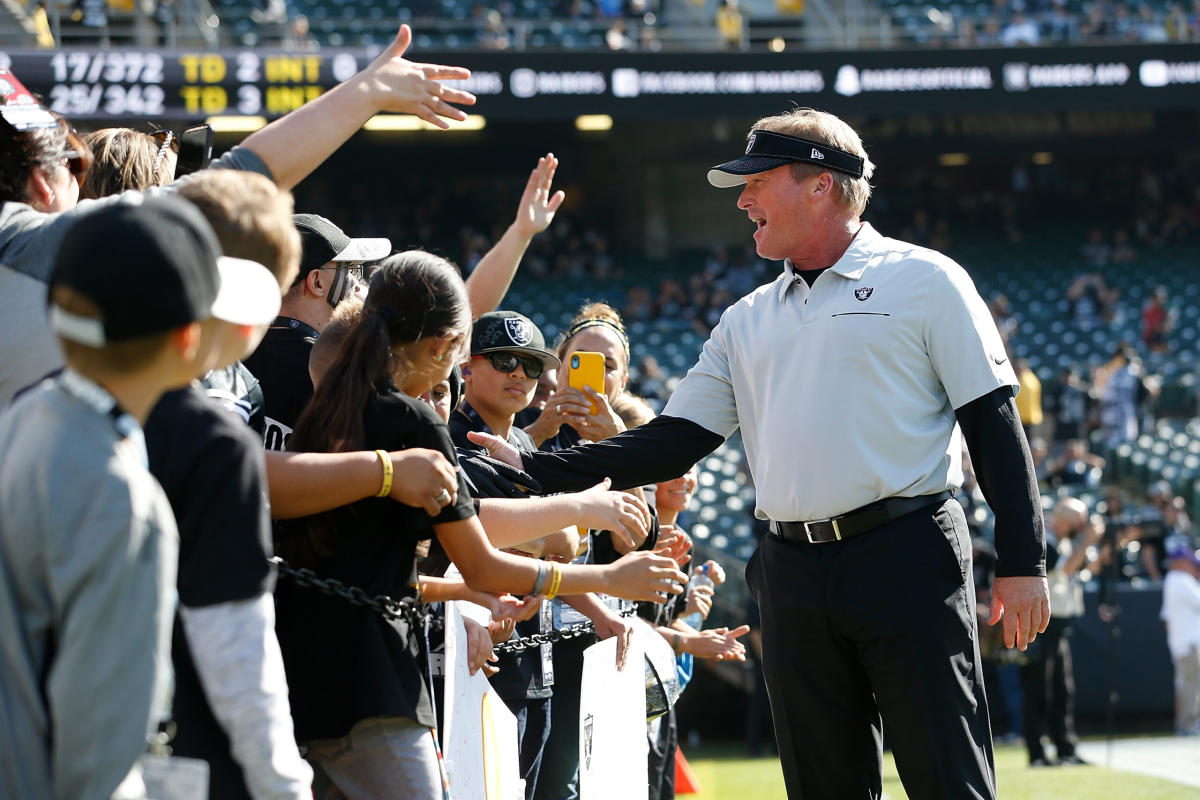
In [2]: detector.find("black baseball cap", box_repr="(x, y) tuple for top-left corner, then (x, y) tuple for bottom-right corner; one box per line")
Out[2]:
(293, 213), (390, 284)
(471, 311), (560, 368)
(707, 128), (866, 188)
(48, 197), (281, 346)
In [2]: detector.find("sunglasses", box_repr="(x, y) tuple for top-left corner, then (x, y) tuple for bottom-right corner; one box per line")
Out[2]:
(322, 263), (365, 283)
(60, 149), (88, 184)
(473, 351), (545, 379)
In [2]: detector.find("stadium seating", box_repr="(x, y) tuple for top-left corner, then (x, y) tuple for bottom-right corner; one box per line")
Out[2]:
(213, 0), (639, 49)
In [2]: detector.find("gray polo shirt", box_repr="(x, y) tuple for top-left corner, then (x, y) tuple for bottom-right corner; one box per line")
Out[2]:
(0, 146), (272, 405)
(663, 222), (1016, 522)
(0, 373), (178, 800)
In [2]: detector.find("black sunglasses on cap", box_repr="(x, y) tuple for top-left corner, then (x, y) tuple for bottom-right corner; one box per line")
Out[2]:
(473, 351), (545, 379)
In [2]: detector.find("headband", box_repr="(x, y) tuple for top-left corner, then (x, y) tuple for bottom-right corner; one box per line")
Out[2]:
(564, 317), (630, 360)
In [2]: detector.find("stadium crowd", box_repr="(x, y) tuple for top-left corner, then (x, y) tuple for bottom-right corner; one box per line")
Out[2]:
(27, 0), (1200, 50)
(0, 32), (753, 800)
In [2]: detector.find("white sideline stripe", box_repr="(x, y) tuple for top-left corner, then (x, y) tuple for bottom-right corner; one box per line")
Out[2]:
(1077, 737), (1200, 788)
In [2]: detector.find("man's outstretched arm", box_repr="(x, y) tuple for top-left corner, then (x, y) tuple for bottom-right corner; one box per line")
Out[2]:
(468, 415), (724, 494)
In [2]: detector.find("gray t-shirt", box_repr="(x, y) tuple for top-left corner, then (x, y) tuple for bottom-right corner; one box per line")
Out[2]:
(0, 147), (272, 405)
(0, 372), (179, 800)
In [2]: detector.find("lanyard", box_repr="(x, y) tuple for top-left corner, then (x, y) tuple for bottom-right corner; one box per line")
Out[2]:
(57, 369), (147, 468)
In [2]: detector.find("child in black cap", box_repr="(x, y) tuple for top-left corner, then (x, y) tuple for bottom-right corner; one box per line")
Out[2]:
(0, 197), (229, 800)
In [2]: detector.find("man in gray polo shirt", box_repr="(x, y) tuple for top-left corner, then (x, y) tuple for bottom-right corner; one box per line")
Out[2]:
(503, 109), (1047, 800)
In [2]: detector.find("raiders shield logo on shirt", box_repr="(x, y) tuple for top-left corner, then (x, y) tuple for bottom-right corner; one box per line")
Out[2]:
(854, 287), (874, 301)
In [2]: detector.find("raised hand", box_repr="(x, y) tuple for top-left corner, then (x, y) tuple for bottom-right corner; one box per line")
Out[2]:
(512, 154), (566, 239)
(362, 25), (477, 127)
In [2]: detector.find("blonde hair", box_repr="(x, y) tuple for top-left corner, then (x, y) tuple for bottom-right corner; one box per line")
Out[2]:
(79, 128), (176, 199)
(751, 108), (875, 215)
(176, 171), (301, 289)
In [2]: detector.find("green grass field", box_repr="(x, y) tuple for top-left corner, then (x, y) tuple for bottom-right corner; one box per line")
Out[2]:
(684, 743), (1199, 799)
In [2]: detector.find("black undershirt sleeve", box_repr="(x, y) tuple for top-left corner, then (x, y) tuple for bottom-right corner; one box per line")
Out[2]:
(521, 415), (725, 495)
(955, 386), (1047, 578)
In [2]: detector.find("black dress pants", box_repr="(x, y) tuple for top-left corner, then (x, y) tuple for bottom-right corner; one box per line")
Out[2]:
(746, 499), (996, 800)
(1019, 617), (1078, 761)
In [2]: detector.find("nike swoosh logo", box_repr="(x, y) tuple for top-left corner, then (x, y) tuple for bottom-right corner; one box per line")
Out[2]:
(994, 357), (1007, 365)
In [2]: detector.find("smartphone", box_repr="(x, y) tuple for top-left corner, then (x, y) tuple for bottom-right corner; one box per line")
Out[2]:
(175, 124), (214, 178)
(568, 351), (606, 415)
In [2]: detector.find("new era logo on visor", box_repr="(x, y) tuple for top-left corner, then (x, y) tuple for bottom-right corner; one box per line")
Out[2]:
(811, 148), (825, 160)
(505, 317), (534, 346)
(854, 287), (874, 301)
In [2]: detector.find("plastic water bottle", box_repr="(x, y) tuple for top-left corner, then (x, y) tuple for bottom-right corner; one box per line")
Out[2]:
(680, 565), (714, 630)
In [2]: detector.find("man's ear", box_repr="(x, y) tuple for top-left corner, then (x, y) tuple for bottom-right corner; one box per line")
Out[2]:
(25, 166), (56, 212)
(170, 321), (204, 361)
(305, 268), (328, 299)
(812, 171), (835, 199)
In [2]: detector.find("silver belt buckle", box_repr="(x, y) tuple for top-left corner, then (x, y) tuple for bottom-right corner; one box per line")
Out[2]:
(803, 517), (842, 543)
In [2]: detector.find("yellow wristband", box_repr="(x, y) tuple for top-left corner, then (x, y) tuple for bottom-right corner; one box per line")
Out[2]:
(545, 562), (563, 599)
(374, 449), (393, 498)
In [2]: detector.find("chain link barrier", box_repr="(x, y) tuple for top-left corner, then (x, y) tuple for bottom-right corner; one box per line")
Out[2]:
(270, 555), (443, 632)
(271, 556), (636, 652)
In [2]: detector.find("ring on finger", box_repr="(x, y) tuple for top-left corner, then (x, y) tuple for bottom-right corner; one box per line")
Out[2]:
(435, 487), (452, 506)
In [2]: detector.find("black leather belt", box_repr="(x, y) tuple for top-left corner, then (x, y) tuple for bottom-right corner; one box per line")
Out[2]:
(769, 490), (955, 544)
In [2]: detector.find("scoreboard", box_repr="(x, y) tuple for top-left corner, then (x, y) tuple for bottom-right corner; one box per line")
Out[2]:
(15, 50), (365, 119)
(2, 44), (1199, 122)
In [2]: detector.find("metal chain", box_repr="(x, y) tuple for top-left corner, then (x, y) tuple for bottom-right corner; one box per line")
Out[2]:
(270, 555), (442, 632)
(272, 556), (639, 652)
(493, 607), (638, 655)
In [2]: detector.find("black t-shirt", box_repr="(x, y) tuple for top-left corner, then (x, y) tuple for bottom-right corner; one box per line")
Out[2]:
(274, 388), (475, 741)
(200, 361), (266, 437)
(450, 400), (537, 455)
(144, 385), (275, 800)
(241, 316), (318, 452)
(449, 400), (550, 703)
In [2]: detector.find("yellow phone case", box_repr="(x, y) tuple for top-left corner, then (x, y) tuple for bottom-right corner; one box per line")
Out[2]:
(568, 351), (606, 415)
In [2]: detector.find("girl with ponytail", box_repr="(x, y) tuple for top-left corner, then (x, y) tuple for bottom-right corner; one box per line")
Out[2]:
(275, 251), (685, 799)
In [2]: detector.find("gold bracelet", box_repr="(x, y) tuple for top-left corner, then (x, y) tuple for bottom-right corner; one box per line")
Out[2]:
(374, 449), (393, 498)
(545, 562), (564, 599)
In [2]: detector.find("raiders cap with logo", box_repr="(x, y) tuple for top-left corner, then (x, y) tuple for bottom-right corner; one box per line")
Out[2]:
(707, 128), (866, 188)
(471, 311), (560, 368)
